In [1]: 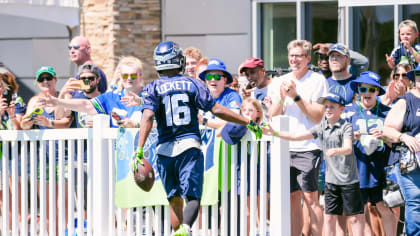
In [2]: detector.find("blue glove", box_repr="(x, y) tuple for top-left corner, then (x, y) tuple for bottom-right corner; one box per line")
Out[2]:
(132, 146), (144, 173)
(246, 120), (263, 140)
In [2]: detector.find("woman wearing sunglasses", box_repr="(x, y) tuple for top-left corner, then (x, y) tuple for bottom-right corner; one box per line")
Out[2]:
(383, 64), (420, 236)
(342, 71), (394, 235)
(382, 63), (413, 106)
(20, 66), (73, 234)
(197, 58), (241, 129)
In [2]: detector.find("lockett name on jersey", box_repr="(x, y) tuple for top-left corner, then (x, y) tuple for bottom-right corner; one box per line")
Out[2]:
(156, 80), (193, 95)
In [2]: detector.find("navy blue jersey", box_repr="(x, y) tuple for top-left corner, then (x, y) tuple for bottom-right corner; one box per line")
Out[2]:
(343, 101), (391, 188)
(391, 43), (420, 66)
(327, 75), (357, 105)
(90, 88), (143, 128)
(141, 75), (216, 145)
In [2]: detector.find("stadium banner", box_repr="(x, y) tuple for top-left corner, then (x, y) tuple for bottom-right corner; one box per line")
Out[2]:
(115, 127), (220, 208)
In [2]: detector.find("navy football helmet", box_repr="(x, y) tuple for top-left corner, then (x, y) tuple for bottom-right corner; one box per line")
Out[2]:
(153, 41), (185, 73)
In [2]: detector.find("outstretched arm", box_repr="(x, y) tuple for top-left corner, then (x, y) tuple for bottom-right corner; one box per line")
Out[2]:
(39, 94), (98, 115)
(210, 103), (249, 125)
(261, 123), (314, 141)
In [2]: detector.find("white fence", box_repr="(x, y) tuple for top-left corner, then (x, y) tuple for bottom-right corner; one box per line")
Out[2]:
(0, 115), (290, 236)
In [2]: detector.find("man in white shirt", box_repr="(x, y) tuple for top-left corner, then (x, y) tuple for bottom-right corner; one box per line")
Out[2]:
(269, 39), (328, 236)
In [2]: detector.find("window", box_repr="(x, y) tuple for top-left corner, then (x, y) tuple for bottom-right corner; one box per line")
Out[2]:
(352, 6), (394, 83)
(261, 3), (296, 70)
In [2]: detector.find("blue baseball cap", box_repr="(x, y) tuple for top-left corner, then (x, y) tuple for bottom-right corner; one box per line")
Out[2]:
(407, 64), (420, 82)
(221, 123), (247, 145)
(317, 93), (346, 106)
(350, 71), (385, 96)
(198, 58), (233, 84)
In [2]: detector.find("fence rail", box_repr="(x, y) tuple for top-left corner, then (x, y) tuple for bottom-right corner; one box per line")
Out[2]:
(0, 115), (290, 236)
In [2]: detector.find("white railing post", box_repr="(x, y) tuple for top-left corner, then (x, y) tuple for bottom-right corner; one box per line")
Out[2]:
(270, 116), (290, 235)
(92, 114), (111, 236)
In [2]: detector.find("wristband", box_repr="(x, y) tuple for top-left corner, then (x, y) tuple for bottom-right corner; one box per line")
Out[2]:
(414, 51), (419, 57)
(278, 100), (284, 104)
(274, 131), (278, 137)
(293, 95), (301, 102)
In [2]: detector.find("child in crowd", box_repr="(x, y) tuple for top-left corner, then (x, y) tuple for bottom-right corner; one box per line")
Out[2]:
(262, 93), (365, 235)
(386, 19), (420, 68)
(218, 97), (268, 235)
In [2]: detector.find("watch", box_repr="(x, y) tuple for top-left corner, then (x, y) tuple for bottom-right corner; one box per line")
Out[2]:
(202, 117), (208, 126)
(293, 95), (301, 102)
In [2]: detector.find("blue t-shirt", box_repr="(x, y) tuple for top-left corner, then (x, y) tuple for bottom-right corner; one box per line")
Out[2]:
(90, 88), (143, 128)
(327, 75), (357, 105)
(343, 101), (390, 188)
(14, 95), (26, 115)
(141, 75), (216, 145)
(209, 87), (241, 119)
(390, 43), (420, 66)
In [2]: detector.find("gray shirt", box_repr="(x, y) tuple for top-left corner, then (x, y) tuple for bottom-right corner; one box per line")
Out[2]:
(310, 119), (359, 185)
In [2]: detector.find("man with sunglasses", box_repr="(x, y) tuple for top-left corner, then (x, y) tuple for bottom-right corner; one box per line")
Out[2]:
(68, 36), (108, 93)
(54, 62), (102, 128)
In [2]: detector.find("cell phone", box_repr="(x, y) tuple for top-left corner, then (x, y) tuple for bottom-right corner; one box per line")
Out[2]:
(110, 111), (123, 121)
(27, 107), (44, 120)
(2, 89), (12, 106)
(78, 80), (91, 90)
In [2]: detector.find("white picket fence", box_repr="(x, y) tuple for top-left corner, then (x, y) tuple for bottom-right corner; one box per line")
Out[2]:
(0, 115), (290, 236)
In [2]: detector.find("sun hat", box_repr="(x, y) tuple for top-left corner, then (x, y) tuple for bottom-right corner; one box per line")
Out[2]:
(350, 71), (385, 96)
(198, 58), (233, 83)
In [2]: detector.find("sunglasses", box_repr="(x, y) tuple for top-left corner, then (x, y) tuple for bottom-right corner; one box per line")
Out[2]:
(205, 74), (223, 81)
(121, 73), (138, 80)
(393, 73), (407, 79)
(68, 45), (81, 50)
(80, 76), (96, 82)
(37, 75), (54, 83)
(330, 44), (346, 50)
(318, 54), (329, 61)
(358, 86), (378, 94)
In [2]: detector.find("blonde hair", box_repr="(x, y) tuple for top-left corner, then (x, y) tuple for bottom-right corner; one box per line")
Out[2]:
(287, 40), (312, 56)
(240, 98), (263, 124)
(111, 56), (144, 89)
(399, 19), (419, 34)
(184, 47), (202, 61)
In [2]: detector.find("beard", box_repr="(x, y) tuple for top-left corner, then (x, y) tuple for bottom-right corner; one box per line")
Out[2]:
(85, 83), (98, 94)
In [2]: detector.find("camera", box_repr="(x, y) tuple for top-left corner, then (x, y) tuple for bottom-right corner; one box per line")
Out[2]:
(383, 180), (404, 208)
(2, 89), (12, 106)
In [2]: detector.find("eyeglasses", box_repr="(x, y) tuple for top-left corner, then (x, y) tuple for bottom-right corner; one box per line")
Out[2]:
(318, 54), (329, 61)
(358, 86), (378, 94)
(231, 84), (240, 88)
(68, 45), (81, 50)
(205, 74), (223, 81)
(80, 76), (96, 82)
(37, 75), (54, 83)
(121, 73), (138, 80)
(393, 73), (407, 79)
(289, 54), (305, 59)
